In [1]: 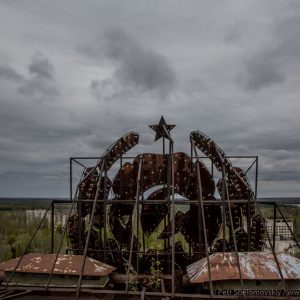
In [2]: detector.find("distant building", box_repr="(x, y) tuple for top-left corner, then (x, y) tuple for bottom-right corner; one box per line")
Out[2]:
(266, 218), (293, 240)
(26, 209), (68, 227)
(265, 218), (296, 254)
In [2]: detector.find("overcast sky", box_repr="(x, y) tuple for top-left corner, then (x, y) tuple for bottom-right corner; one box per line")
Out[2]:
(1, 0), (300, 198)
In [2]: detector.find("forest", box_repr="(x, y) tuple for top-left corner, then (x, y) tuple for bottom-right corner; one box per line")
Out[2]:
(0, 199), (300, 263)
(0, 199), (64, 262)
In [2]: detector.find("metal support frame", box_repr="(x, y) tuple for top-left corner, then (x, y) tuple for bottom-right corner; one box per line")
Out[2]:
(170, 140), (175, 297)
(273, 203), (277, 252)
(255, 202), (290, 298)
(54, 145), (295, 300)
(276, 204), (300, 250)
(50, 201), (54, 253)
(46, 171), (86, 290)
(192, 141), (213, 297)
(126, 156), (143, 292)
(75, 159), (106, 298)
(259, 201), (300, 252)
(214, 147), (245, 294)
(4, 202), (53, 288)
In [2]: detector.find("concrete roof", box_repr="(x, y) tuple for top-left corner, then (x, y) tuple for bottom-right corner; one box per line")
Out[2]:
(187, 251), (300, 284)
(0, 253), (116, 277)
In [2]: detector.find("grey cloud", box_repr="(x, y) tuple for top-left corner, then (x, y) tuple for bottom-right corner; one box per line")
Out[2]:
(18, 77), (60, 101)
(89, 28), (177, 99)
(1, 1), (300, 197)
(0, 65), (24, 82)
(224, 21), (246, 43)
(238, 4), (300, 91)
(17, 54), (60, 102)
(238, 52), (285, 91)
(28, 55), (54, 79)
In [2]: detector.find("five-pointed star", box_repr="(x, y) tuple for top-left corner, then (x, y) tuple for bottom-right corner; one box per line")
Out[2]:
(149, 116), (175, 141)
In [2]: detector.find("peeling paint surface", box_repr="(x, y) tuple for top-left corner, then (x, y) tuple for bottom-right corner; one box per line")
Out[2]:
(187, 252), (300, 284)
(0, 253), (116, 276)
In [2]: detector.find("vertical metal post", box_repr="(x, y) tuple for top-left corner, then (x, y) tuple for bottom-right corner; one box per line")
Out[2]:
(46, 185), (80, 290)
(103, 170), (107, 260)
(126, 156), (143, 292)
(5, 202), (53, 288)
(51, 201), (54, 253)
(255, 156), (258, 199)
(141, 170), (146, 254)
(136, 165), (141, 274)
(78, 196), (82, 255)
(189, 141), (193, 260)
(192, 142), (213, 296)
(255, 202), (289, 296)
(166, 141), (171, 264)
(47, 165), (91, 291)
(120, 155), (123, 200)
(171, 141), (175, 297)
(214, 144), (245, 293)
(221, 165), (226, 252)
(276, 203), (300, 250)
(76, 160), (106, 298)
(70, 158), (73, 201)
(163, 137), (167, 251)
(222, 163), (245, 293)
(247, 198), (251, 251)
(273, 203), (276, 252)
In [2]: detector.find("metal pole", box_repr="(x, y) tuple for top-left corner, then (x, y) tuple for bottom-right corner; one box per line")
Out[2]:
(171, 141), (175, 297)
(276, 204), (300, 250)
(221, 166), (226, 252)
(120, 155), (123, 200)
(189, 142), (193, 260)
(70, 158), (73, 201)
(273, 204), (277, 252)
(103, 170), (107, 260)
(247, 196), (251, 251)
(192, 142), (213, 297)
(136, 171), (141, 274)
(255, 202), (289, 298)
(126, 156), (143, 292)
(46, 173), (85, 290)
(51, 201), (54, 253)
(76, 160), (106, 298)
(255, 156), (258, 199)
(5, 202), (53, 288)
(222, 163), (245, 294)
(78, 193), (82, 255)
(167, 142), (171, 253)
(141, 169), (146, 255)
(213, 144), (245, 294)
(244, 158), (256, 175)
(163, 137), (167, 251)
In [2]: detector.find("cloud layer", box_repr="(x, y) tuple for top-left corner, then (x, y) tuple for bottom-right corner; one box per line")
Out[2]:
(86, 28), (177, 99)
(0, 1), (300, 197)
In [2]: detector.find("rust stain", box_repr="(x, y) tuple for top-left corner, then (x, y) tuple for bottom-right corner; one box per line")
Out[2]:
(0, 253), (116, 277)
(187, 252), (300, 284)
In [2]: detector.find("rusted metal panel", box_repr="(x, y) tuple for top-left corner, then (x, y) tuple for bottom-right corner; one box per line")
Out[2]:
(187, 252), (300, 283)
(0, 253), (116, 276)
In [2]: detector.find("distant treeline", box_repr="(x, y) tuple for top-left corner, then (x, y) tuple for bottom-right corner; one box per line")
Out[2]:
(0, 199), (300, 262)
